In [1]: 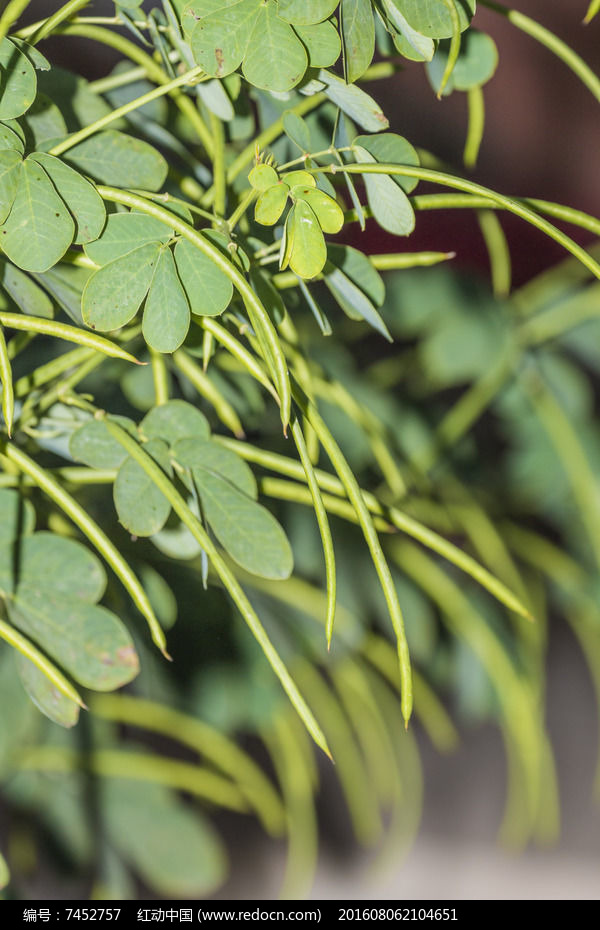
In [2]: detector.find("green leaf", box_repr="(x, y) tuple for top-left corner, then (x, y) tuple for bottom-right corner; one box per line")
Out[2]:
(294, 19), (341, 69)
(242, 3), (307, 92)
(176, 439), (292, 578)
(0, 850), (8, 890)
(114, 438), (173, 537)
(181, 0), (235, 40)
(249, 163), (278, 190)
(249, 267), (286, 325)
(325, 265), (392, 341)
(84, 211), (171, 266)
(354, 132), (420, 193)
(141, 398), (211, 445)
(282, 111), (312, 152)
(9, 38), (51, 73)
(327, 244), (385, 306)
(38, 67), (113, 133)
(196, 78), (235, 122)
(0, 38), (37, 120)
(1, 260), (54, 317)
(69, 417), (136, 469)
(21, 93), (67, 148)
(254, 182), (289, 225)
(143, 246), (190, 353)
(174, 238), (233, 317)
(29, 152), (106, 245)
(353, 145), (415, 235)
(0, 149), (22, 224)
(15, 653), (80, 728)
(173, 436), (257, 498)
(282, 169), (316, 188)
(341, 0), (375, 82)
(289, 199), (327, 279)
(103, 779), (227, 897)
(427, 29), (498, 95)
(278, 0), (339, 25)
(64, 130), (168, 191)
(190, 0), (261, 78)
(82, 242), (161, 332)
(381, 0), (435, 61)
(279, 205), (295, 271)
(318, 70), (389, 132)
(139, 564), (178, 630)
(0, 533), (139, 690)
(0, 160), (74, 273)
(292, 186), (343, 234)
(0, 122), (24, 154)
(34, 263), (91, 326)
(0, 488), (35, 546)
(390, 0), (475, 38)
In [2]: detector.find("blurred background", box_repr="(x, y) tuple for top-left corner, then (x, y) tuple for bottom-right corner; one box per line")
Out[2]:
(3, 0), (600, 900)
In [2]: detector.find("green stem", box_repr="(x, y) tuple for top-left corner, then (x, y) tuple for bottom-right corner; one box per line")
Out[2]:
(438, 0), (461, 98)
(480, 0), (600, 103)
(46, 23), (214, 155)
(28, 0), (91, 45)
(217, 436), (531, 620)
(91, 694), (285, 835)
(0, 616), (85, 707)
(290, 417), (336, 649)
(97, 186), (291, 430)
(477, 209), (512, 297)
(0, 312), (142, 365)
(464, 85), (485, 170)
(0, 327), (14, 437)
(330, 162), (600, 280)
(1, 442), (167, 657)
(0, 0), (33, 42)
(49, 65), (204, 157)
(14, 346), (95, 400)
(227, 189), (258, 231)
(210, 112), (226, 218)
(17, 747), (247, 811)
(273, 251), (455, 290)
(172, 349), (244, 438)
(103, 418), (331, 760)
(198, 318), (278, 400)
(410, 192), (600, 237)
(149, 350), (169, 406)
(259, 476), (392, 533)
(526, 375), (600, 573)
(292, 382), (413, 726)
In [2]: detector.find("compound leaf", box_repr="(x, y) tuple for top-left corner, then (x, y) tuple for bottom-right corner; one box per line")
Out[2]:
(84, 211), (171, 267)
(82, 242), (161, 332)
